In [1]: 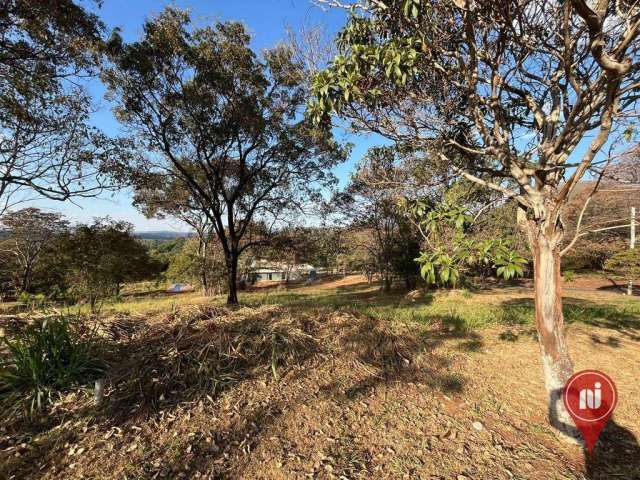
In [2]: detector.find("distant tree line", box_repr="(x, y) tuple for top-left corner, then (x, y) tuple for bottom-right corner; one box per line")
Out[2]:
(0, 208), (161, 311)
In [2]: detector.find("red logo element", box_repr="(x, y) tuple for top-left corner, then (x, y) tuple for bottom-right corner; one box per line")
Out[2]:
(563, 370), (618, 454)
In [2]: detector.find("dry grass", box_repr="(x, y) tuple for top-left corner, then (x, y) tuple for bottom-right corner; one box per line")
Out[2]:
(1, 276), (639, 479)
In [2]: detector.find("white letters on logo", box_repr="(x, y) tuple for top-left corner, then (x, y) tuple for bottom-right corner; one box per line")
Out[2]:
(579, 382), (602, 410)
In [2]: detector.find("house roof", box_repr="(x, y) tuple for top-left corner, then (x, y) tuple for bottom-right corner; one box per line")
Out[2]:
(249, 259), (315, 272)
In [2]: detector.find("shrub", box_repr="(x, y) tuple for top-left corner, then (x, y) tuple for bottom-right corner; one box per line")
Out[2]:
(0, 315), (104, 415)
(17, 292), (47, 311)
(604, 249), (640, 283)
(563, 270), (577, 283)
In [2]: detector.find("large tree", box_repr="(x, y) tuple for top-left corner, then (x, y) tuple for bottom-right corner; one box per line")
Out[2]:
(0, 208), (68, 293)
(103, 8), (346, 304)
(64, 218), (160, 312)
(335, 147), (422, 291)
(0, 0), (128, 213)
(310, 0), (640, 435)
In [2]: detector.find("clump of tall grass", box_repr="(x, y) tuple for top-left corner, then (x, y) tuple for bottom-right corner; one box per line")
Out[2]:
(0, 314), (104, 416)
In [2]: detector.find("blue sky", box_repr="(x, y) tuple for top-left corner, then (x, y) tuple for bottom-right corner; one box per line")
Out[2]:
(26, 0), (379, 232)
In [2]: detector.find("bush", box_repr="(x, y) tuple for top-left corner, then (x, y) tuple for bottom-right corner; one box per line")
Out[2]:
(563, 270), (577, 283)
(604, 249), (640, 282)
(17, 292), (47, 311)
(0, 315), (104, 415)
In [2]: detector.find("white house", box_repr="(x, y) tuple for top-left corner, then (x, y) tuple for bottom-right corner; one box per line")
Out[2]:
(248, 260), (316, 283)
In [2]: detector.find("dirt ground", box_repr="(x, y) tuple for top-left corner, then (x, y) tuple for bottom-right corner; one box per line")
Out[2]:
(1, 291), (638, 480)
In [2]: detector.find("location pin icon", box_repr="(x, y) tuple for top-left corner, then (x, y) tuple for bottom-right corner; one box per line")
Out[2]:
(563, 370), (618, 454)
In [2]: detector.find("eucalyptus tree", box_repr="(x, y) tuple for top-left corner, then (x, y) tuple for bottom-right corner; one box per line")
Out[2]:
(0, 0), (127, 213)
(103, 8), (346, 304)
(309, 0), (640, 434)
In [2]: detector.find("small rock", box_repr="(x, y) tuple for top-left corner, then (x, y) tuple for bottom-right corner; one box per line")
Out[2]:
(472, 421), (484, 432)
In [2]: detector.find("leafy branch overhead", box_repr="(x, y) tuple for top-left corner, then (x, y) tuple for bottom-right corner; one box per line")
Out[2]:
(407, 201), (527, 287)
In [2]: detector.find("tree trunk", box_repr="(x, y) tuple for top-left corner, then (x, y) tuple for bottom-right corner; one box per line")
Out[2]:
(381, 271), (392, 292)
(22, 265), (32, 293)
(226, 251), (239, 305)
(531, 230), (576, 438)
(198, 237), (211, 296)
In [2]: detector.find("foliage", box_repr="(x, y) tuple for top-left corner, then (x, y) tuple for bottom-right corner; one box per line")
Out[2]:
(308, 0), (640, 258)
(64, 218), (161, 311)
(604, 249), (640, 283)
(0, 0), (131, 214)
(103, 7), (347, 304)
(335, 147), (422, 290)
(145, 237), (188, 274)
(166, 238), (227, 295)
(0, 208), (69, 293)
(16, 292), (47, 311)
(409, 201), (527, 287)
(0, 314), (104, 415)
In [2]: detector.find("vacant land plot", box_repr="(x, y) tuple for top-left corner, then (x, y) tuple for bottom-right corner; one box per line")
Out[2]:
(1, 276), (639, 479)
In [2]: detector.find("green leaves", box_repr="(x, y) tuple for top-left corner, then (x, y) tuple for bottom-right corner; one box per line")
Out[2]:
(494, 250), (527, 280)
(415, 249), (461, 287)
(405, 200), (472, 233)
(308, 11), (424, 125)
(410, 200), (527, 287)
(0, 315), (104, 416)
(403, 0), (421, 18)
(604, 249), (640, 281)
(415, 237), (526, 287)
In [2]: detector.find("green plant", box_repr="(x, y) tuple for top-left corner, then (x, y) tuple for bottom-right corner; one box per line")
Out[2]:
(604, 249), (640, 283)
(563, 270), (577, 283)
(0, 315), (104, 415)
(408, 200), (527, 288)
(17, 292), (47, 311)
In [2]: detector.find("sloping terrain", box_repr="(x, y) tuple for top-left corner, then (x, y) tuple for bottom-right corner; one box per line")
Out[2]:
(1, 300), (639, 480)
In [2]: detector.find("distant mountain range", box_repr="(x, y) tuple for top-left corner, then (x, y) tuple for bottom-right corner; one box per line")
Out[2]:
(135, 230), (194, 240)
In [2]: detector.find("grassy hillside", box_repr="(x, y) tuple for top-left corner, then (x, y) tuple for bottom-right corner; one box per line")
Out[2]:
(1, 276), (639, 479)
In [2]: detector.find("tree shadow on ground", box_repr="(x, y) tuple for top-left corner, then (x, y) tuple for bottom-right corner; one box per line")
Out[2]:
(0, 418), (80, 478)
(97, 305), (319, 424)
(187, 312), (472, 479)
(594, 276), (640, 296)
(548, 388), (640, 479)
(244, 283), (435, 312)
(498, 297), (640, 342)
(0, 304), (472, 479)
(320, 314), (471, 401)
(120, 307), (472, 478)
(585, 420), (640, 479)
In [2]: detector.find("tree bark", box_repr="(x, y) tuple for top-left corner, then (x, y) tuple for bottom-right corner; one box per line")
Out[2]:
(21, 265), (32, 293)
(530, 227), (576, 438)
(197, 236), (213, 296)
(226, 251), (239, 305)
(381, 271), (392, 292)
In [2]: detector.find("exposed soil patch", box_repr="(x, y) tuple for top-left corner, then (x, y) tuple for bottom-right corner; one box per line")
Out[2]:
(1, 304), (638, 479)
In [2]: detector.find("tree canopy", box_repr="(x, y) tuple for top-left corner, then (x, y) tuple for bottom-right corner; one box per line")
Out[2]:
(0, 0), (131, 213)
(103, 8), (347, 303)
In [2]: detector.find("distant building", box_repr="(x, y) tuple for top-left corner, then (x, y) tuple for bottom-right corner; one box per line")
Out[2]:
(247, 260), (316, 284)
